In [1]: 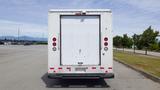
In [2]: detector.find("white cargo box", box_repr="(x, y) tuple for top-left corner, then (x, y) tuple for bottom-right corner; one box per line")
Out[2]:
(48, 9), (114, 79)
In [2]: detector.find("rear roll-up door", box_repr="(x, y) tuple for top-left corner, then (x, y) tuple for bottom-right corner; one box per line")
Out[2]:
(60, 15), (100, 65)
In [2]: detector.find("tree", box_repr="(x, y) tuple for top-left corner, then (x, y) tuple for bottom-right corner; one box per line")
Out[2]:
(127, 37), (133, 48)
(149, 43), (159, 51)
(158, 41), (160, 51)
(113, 35), (123, 48)
(122, 34), (133, 51)
(122, 34), (127, 51)
(141, 26), (159, 55)
(132, 34), (143, 52)
(149, 38), (159, 51)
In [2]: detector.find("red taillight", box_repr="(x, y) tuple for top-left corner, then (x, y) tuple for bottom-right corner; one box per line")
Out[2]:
(92, 67), (96, 69)
(52, 43), (56, 46)
(52, 37), (56, 41)
(52, 37), (57, 51)
(58, 67), (62, 70)
(104, 42), (108, 46)
(108, 67), (112, 69)
(104, 37), (108, 47)
(104, 37), (108, 41)
(100, 67), (104, 69)
(50, 67), (54, 70)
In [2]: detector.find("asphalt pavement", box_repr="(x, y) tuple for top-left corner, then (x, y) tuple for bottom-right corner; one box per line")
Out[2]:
(0, 45), (159, 90)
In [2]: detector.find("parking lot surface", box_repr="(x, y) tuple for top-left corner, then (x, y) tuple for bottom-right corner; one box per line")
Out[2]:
(0, 45), (159, 90)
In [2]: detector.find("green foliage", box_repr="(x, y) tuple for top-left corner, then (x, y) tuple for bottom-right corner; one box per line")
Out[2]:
(132, 34), (143, 49)
(141, 26), (159, 54)
(114, 26), (160, 52)
(141, 26), (159, 48)
(113, 35), (123, 48)
(122, 34), (128, 48)
(158, 41), (160, 51)
(149, 43), (159, 51)
(126, 36), (133, 48)
(113, 34), (133, 48)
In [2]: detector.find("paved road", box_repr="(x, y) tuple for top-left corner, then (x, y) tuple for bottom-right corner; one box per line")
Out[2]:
(0, 45), (159, 90)
(114, 48), (160, 57)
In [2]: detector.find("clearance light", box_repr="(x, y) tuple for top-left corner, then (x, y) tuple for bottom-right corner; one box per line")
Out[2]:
(100, 67), (104, 69)
(75, 12), (81, 15)
(108, 67), (112, 69)
(50, 67), (54, 70)
(75, 12), (86, 15)
(58, 67), (62, 70)
(92, 67), (96, 69)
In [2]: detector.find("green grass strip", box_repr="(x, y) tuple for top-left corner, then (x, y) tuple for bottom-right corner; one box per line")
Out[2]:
(114, 50), (160, 77)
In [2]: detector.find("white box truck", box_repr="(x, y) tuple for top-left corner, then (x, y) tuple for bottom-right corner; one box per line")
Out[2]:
(48, 9), (114, 79)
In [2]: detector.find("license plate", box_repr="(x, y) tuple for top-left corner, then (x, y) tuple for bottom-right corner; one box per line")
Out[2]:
(75, 68), (86, 72)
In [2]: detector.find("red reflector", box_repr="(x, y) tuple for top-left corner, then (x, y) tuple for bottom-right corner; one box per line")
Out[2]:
(52, 43), (56, 46)
(52, 37), (56, 41)
(92, 67), (96, 69)
(100, 67), (104, 69)
(58, 67), (62, 69)
(104, 37), (108, 41)
(50, 68), (54, 70)
(108, 67), (112, 69)
(105, 70), (108, 73)
(104, 42), (108, 46)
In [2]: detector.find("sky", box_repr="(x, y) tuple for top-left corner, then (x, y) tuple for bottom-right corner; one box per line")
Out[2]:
(0, 0), (160, 38)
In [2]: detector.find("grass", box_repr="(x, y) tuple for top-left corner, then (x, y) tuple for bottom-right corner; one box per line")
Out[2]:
(113, 50), (160, 77)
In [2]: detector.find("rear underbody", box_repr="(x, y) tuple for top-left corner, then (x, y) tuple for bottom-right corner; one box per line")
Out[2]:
(48, 73), (114, 79)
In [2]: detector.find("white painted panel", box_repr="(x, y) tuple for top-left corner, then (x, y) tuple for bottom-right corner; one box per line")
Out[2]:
(61, 15), (100, 65)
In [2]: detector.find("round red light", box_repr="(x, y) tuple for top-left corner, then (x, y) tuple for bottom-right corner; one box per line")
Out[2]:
(52, 43), (56, 46)
(104, 37), (108, 41)
(104, 42), (108, 46)
(52, 37), (56, 41)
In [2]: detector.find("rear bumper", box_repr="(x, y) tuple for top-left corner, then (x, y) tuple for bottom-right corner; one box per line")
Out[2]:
(48, 73), (114, 79)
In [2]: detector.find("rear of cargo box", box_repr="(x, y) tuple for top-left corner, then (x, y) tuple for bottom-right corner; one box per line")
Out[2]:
(48, 9), (114, 79)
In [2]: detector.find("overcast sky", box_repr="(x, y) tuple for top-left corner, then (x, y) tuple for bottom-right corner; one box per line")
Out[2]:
(0, 0), (160, 38)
